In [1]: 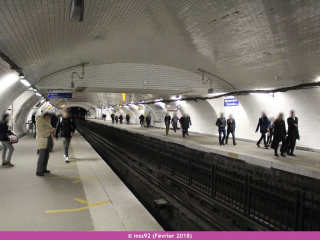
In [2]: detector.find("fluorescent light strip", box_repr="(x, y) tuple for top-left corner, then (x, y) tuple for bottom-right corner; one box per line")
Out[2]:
(20, 79), (31, 87)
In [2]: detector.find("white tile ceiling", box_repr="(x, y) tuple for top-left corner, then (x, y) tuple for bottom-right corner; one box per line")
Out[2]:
(0, 0), (319, 91)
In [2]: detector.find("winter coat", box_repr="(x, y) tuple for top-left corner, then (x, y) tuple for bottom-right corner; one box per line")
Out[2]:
(146, 116), (151, 123)
(216, 117), (226, 129)
(55, 117), (76, 138)
(256, 116), (271, 133)
(111, 114), (115, 120)
(227, 119), (236, 131)
(164, 116), (171, 124)
(51, 115), (58, 128)
(179, 117), (188, 129)
(0, 114), (11, 141)
(273, 119), (286, 141)
(171, 116), (179, 123)
(36, 115), (54, 149)
(139, 115), (145, 121)
(287, 117), (300, 140)
(186, 117), (192, 128)
(126, 115), (130, 120)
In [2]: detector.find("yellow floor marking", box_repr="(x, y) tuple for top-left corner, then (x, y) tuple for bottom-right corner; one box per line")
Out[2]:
(74, 198), (88, 204)
(46, 201), (110, 213)
(54, 170), (79, 172)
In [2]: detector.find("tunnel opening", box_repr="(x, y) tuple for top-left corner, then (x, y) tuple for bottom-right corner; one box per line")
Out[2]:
(66, 107), (87, 120)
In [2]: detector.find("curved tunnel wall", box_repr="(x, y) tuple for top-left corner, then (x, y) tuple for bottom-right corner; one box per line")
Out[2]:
(13, 94), (42, 136)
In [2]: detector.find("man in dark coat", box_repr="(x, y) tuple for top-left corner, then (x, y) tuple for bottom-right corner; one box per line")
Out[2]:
(126, 114), (130, 124)
(255, 111), (271, 149)
(139, 114), (145, 127)
(216, 113), (226, 145)
(272, 113), (287, 157)
(164, 113), (171, 135)
(287, 110), (299, 156)
(111, 113), (115, 124)
(146, 114), (151, 129)
(226, 114), (236, 145)
(186, 114), (192, 136)
(179, 114), (188, 138)
(55, 110), (76, 163)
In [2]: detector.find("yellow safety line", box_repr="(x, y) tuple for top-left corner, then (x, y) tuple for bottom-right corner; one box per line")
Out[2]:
(74, 198), (88, 204)
(46, 201), (110, 213)
(54, 170), (79, 172)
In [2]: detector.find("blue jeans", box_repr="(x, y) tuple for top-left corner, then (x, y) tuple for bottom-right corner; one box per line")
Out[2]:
(218, 128), (226, 144)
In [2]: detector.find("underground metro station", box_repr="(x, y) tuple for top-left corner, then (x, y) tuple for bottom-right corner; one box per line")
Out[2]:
(0, 0), (320, 234)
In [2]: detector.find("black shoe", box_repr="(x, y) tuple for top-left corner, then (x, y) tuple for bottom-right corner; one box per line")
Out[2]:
(275, 154), (279, 157)
(36, 172), (44, 176)
(233, 143), (237, 146)
(220, 143), (222, 146)
(65, 160), (70, 163)
(281, 153), (286, 157)
(289, 153), (296, 156)
(44, 170), (51, 173)
(225, 142), (228, 145)
(256, 143), (260, 147)
(265, 146), (269, 149)
(50, 149), (53, 152)
(222, 142), (225, 145)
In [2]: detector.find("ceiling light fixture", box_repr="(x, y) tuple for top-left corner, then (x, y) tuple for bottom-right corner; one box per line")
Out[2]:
(20, 79), (31, 87)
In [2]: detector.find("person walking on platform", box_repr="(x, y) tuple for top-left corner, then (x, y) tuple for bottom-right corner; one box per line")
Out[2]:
(0, 114), (15, 166)
(119, 115), (124, 124)
(179, 114), (188, 138)
(171, 114), (179, 133)
(55, 110), (76, 163)
(255, 111), (271, 149)
(216, 113), (227, 145)
(139, 114), (145, 127)
(126, 114), (130, 124)
(111, 113), (115, 124)
(102, 114), (106, 121)
(146, 114), (151, 129)
(271, 113), (287, 157)
(36, 112), (55, 176)
(287, 110), (299, 156)
(186, 114), (192, 136)
(164, 113), (171, 135)
(267, 116), (275, 147)
(115, 115), (119, 124)
(226, 114), (236, 145)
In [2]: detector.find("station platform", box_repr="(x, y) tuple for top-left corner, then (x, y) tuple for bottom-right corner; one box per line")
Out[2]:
(0, 132), (163, 231)
(90, 119), (320, 180)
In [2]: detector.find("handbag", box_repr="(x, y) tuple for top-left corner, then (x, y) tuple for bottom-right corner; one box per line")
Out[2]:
(7, 134), (18, 144)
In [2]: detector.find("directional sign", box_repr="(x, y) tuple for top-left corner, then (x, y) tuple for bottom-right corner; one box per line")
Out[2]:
(224, 98), (239, 107)
(47, 92), (72, 99)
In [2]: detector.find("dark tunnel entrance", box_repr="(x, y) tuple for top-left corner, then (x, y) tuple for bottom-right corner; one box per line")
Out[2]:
(66, 107), (87, 120)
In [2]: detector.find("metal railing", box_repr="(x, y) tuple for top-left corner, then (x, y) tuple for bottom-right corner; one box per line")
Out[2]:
(77, 120), (320, 231)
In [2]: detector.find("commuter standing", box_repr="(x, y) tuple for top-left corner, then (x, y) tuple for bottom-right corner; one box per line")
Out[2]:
(146, 114), (151, 129)
(102, 114), (106, 121)
(226, 114), (236, 145)
(164, 113), (171, 135)
(179, 114), (188, 138)
(267, 116), (275, 147)
(271, 113), (287, 157)
(36, 112), (55, 176)
(55, 110), (76, 163)
(216, 113), (226, 145)
(171, 114), (180, 133)
(119, 115), (124, 124)
(139, 114), (145, 127)
(186, 114), (192, 136)
(287, 110), (299, 156)
(0, 114), (15, 166)
(111, 113), (115, 124)
(126, 114), (130, 124)
(255, 111), (271, 149)
(32, 113), (36, 138)
(115, 115), (119, 124)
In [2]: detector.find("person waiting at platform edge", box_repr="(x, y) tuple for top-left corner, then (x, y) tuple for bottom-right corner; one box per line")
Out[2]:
(36, 112), (55, 176)
(115, 115), (119, 124)
(255, 111), (271, 149)
(111, 113), (115, 124)
(287, 110), (299, 156)
(226, 114), (236, 145)
(126, 114), (130, 124)
(179, 114), (188, 138)
(0, 114), (15, 167)
(216, 113), (226, 145)
(55, 110), (76, 163)
(271, 113), (287, 157)
(119, 115), (124, 124)
(139, 114), (145, 127)
(164, 113), (171, 135)
(146, 114), (151, 129)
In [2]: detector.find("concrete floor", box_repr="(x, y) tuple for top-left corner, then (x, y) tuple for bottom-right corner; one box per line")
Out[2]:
(91, 119), (320, 180)
(0, 132), (163, 231)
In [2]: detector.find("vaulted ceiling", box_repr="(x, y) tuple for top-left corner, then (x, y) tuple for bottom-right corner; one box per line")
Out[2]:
(0, 0), (319, 92)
